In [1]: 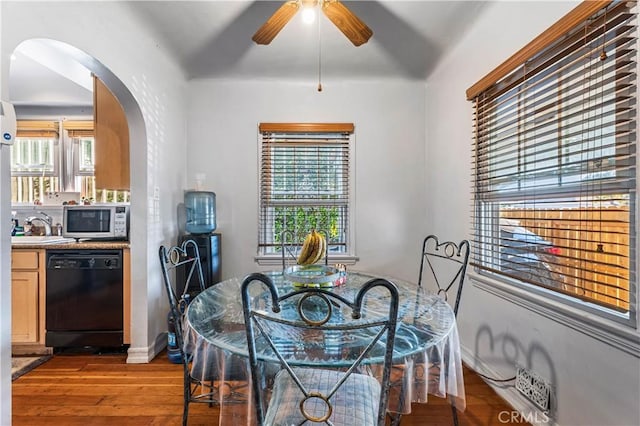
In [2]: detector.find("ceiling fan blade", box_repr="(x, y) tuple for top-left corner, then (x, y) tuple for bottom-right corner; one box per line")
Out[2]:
(322, 0), (372, 46)
(252, 1), (300, 45)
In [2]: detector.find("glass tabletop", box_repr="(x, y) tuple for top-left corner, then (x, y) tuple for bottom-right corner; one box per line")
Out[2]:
(185, 270), (456, 367)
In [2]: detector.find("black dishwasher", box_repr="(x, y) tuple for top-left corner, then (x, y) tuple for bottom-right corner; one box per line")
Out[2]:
(46, 249), (124, 348)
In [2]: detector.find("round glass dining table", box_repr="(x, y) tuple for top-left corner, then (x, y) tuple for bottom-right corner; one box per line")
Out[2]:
(184, 270), (465, 425)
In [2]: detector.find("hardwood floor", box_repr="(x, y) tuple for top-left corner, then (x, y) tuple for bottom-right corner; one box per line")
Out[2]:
(12, 352), (526, 425)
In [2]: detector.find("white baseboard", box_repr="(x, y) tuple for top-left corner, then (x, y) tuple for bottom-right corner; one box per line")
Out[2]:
(460, 345), (555, 426)
(126, 333), (167, 364)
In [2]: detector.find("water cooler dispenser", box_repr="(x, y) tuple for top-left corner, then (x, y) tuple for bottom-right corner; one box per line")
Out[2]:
(185, 190), (216, 235)
(177, 191), (221, 296)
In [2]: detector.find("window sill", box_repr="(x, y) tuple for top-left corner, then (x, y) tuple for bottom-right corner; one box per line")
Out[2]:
(255, 254), (359, 267)
(469, 272), (640, 358)
(12, 204), (63, 209)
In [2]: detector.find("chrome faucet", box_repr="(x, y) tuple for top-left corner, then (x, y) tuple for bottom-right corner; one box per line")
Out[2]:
(26, 212), (53, 236)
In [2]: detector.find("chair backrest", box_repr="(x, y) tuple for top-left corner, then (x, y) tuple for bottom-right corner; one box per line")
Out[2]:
(418, 235), (470, 316)
(280, 229), (329, 269)
(158, 239), (206, 355)
(241, 273), (399, 426)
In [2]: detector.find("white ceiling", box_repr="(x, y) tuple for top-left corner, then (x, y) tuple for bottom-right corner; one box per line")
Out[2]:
(9, 1), (488, 108)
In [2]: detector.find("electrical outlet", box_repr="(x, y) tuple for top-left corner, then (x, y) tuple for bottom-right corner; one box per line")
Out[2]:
(515, 365), (552, 412)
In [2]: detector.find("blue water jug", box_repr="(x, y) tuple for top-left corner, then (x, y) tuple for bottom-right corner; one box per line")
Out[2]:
(184, 191), (216, 234)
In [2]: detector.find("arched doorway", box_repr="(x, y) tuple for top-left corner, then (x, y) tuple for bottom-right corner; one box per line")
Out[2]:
(7, 38), (146, 359)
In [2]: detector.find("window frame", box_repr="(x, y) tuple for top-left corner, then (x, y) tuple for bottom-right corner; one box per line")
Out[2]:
(73, 135), (96, 177)
(468, 0), (638, 333)
(255, 123), (358, 266)
(10, 135), (61, 204)
(10, 136), (60, 177)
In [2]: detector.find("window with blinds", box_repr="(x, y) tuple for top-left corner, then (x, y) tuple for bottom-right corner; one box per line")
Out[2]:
(258, 123), (353, 257)
(11, 120), (128, 204)
(11, 121), (60, 203)
(470, 1), (636, 320)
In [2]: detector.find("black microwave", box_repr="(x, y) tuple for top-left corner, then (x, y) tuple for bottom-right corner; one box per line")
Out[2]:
(62, 204), (130, 240)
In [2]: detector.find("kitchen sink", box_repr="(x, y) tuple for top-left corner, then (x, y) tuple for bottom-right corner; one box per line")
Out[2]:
(11, 236), (76, 245)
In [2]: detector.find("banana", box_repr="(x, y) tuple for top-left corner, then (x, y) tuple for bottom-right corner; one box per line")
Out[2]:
(296, 230), (327, 265)
(297, 232), (315, 265)
(309, 232), (326, 264)
(304, 231), (320, 265)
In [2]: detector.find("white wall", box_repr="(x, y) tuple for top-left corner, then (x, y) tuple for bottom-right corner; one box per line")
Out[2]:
(0, 2), (187, 422)
(0, 3), (10, 420)
(425, 2), (640, 425)
(187, 79), (427, 282)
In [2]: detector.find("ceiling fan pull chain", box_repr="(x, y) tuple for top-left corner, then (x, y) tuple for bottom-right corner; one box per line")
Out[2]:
(317, 6), (323, 92)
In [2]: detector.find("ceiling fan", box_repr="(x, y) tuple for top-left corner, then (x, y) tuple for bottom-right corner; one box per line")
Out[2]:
(252, 0), (373, 47)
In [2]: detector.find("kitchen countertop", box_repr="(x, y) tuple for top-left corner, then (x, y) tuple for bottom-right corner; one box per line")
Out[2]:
(12, 240), (130, 250)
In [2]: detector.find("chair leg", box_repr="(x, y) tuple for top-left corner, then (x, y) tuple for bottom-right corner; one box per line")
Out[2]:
(451, 402), (459, 426)
(183, 401), (189, 426)
(388, 412), (403, 426)
(389, 363), (408, 424)
(183, 371), (190, 426)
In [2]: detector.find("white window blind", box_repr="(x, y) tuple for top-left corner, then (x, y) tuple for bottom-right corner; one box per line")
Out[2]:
(471, 1), (636, 319)
(258, 123), (353, 256)
(11, 121), (61, 203)
(11, 136), (60, 204)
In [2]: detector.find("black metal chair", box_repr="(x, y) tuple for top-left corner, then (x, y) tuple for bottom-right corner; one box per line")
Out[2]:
(389, 235), (470, 426)
(159, 240), (235, 425)
(417, 235), (470, 426)
(159, 240), (214, 425)
(418, 235), (470, 315)
(241, 272), (400, 426)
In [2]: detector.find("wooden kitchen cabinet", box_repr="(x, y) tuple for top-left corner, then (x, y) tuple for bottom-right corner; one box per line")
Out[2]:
(11, 249), (47, 353)
(12, 271), (39, 342)
(93, 75), (130, 190)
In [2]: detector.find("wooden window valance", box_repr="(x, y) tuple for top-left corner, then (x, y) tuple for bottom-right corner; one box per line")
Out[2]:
(466, 0), (613, 100)
(259, 123), (354, 134)
(63, 120), (94, 138)
(16, 120), (59, 138)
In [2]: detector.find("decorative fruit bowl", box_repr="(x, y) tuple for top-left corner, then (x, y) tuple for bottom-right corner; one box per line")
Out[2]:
(284, 265), (340, 288)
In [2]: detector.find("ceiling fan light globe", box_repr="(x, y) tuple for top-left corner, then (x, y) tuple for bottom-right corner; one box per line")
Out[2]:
(301, 7), (316, 24)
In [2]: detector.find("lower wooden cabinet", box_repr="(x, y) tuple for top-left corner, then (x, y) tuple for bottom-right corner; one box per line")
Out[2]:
(11, 249), (46, 353)
(11, 271), (39, 343)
